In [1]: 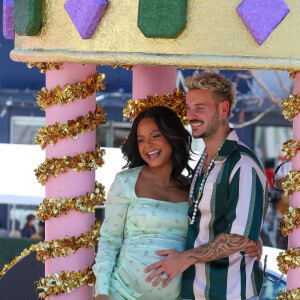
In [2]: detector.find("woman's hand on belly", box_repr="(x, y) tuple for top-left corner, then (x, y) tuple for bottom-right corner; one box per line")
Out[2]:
(95, 294), (109, 300)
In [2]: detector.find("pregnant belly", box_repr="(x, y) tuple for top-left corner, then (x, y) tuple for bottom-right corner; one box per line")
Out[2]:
(110, 246), (182, 300)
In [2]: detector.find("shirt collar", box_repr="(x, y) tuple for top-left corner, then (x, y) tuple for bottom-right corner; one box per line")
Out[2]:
(214, 129), (239, 164)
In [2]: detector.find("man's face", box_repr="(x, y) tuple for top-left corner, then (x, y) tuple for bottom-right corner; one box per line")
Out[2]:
(186, 89), (221, 140)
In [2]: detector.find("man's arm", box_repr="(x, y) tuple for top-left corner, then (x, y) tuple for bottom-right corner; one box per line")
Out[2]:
(184, 233), (249, 264)
(144, 233), (250, 287)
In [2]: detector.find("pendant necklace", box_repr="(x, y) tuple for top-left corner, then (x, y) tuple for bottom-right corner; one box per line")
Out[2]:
(148, 166), (176, 190)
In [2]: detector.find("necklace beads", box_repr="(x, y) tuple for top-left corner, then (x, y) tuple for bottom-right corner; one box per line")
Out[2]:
(189, 138), (227, 225)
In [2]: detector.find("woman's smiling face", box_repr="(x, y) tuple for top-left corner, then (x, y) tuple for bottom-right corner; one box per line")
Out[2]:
(137, 118), (173, 169)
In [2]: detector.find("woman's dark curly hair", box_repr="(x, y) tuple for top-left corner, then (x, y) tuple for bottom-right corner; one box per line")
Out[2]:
(121, 106), (193, 190)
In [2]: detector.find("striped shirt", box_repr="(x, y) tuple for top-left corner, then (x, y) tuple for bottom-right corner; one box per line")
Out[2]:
(181, 130), (268, 300)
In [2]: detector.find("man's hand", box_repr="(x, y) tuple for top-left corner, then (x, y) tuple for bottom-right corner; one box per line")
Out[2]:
(144, 249), (190, 288)
(244, 238), (263, 261)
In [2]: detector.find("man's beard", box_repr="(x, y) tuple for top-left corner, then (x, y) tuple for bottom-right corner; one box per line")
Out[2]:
(191, 112), (220, 140)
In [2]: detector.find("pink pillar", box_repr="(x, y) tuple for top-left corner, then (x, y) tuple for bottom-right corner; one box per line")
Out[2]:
(45, 63), (96, 300)
(287, 72), (300, 290)
(132, 65), (177, 99)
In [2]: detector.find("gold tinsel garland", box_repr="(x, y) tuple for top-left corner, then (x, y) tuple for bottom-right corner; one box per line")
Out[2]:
(0, 221), (101, 277)
(26, 62), (63, 73)
(37, 72), (106, 111)
(279, 207), (300, 237)
(0, 245), (35, 278)
(277, 248), (300, 274)
(277, 288), (300, 299)
(111, 64), (133, 70)
(123, 88), (188, 125)
(36, 221), (101, 262)
(288, 71), (300, 80)
(37, 181), (106, 221)
(280, 169), (300, 196)
(281, 95), (300, 121)
(282, 140), (300, 159)
(35, 105), (106, 149)
(34, 143), (105, 185)
(35, 267), (96, 298)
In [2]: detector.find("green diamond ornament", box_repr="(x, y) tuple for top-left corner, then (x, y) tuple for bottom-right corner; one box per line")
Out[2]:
(14, 0), (42, 36)
(138, 0), (187, 39)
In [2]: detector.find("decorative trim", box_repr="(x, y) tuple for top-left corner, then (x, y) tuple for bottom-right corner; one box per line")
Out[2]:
(34, 143), (105, 185)
(35, 104), (106, 149)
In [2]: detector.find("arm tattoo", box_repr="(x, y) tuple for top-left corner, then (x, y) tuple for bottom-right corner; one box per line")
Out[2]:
(185, 233), (249, 265)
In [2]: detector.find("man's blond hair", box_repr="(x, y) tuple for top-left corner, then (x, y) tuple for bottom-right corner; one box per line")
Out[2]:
(184, 72), (236, 117)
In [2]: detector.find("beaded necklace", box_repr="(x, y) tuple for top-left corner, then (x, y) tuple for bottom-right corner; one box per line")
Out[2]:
(189, 138), (227, 225)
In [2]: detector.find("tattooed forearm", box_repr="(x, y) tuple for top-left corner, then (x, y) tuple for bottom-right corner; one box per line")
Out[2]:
(185, 233), (249, 265)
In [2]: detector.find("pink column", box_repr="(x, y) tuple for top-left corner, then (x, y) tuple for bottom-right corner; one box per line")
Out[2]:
(287, 72), (300, 290)
(132, 65), (177, 99)
(45, 63), (96, 300)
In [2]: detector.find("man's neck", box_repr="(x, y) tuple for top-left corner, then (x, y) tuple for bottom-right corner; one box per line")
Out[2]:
(204, 126), (231, 158)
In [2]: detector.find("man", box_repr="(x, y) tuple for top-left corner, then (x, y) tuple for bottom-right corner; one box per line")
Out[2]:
(145, 72), (268, 299)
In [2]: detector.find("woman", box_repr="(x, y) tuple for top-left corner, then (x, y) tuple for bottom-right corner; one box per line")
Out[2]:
(93, 106), (261, 300)
(93, 106), (192, 300)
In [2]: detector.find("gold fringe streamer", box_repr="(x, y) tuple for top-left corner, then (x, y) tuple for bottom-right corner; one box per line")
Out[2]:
(35, 267), (95, 298)
(26, 62), (62, 73)
(279, 207), (300, 237)
(37, 72), (106, 111)
(123, 88), (188, 125)
(282, 140), (300, 159)
(281, 95), (300, 121)
(0, 221), (100, 277)
(280, 169), (300, 196)
(277, 288), (300, 299)
(35, 105), (106, 149)
(34, 143), (105, 186)
(277, 248), (300, 275)
(37, 181), (105, 221)
(288, 71), (300, 80)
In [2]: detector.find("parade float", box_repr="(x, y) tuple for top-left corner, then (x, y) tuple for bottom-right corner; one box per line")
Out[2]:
(1, 0), (300, 299)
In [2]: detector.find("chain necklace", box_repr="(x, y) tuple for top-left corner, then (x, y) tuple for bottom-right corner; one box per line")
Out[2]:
(189, 138), (227, 225)
(148, 166), (176, 190)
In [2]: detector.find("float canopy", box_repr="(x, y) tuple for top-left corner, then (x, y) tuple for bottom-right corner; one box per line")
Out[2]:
(10, 0), (300, 71)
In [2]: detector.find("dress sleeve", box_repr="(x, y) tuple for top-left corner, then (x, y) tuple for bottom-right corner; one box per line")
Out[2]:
(226, 163), (266, 242)
(93, 173), (130, 296)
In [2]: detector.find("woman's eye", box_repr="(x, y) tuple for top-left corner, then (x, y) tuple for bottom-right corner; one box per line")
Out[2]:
(137, 139), (144, 143)
(152, 135), (160, 139)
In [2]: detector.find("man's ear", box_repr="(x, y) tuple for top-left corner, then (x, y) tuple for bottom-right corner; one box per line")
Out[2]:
(220, 100), (230, 118)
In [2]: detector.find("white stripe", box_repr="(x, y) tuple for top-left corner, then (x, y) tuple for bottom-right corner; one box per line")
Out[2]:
(193, 165), (222, 299)
(245, 256), (257, 297)
(227, 253), (242, 298)
(230, 163), (254, 236)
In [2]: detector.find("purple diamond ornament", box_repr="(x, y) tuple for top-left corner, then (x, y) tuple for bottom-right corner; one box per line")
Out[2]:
(237, 0), (290, 46)
(3, 0), (15, 39)
(64, 0), (107, 39)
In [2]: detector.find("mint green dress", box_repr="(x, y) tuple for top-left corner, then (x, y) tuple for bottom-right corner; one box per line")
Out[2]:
(93, 166), (188, 300)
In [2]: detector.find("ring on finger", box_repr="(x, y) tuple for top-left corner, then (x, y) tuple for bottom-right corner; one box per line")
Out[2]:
(160, 273), (168, 280)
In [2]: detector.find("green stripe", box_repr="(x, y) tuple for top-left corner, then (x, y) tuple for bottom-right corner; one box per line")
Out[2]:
(247, 169), (264, 242)
(244, 168), (256, 237)
(252, 261), (263, 296)
(237, 144), (264, 172)
(240, 256), (246, 299)
(263, 181), (269, 222)
(208, 259), (229, 300)
(226, 169), (240, 231)
(204, 263), (210, 299)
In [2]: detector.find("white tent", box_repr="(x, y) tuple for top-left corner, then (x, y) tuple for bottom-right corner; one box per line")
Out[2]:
(0, 143), (125, 205)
